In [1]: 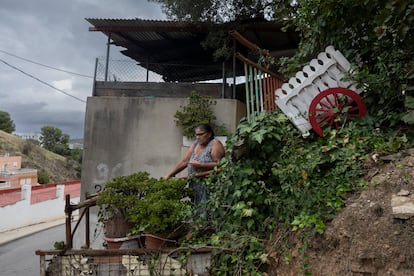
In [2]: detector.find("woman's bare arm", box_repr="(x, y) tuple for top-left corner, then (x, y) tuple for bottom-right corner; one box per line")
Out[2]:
(164, 145), (193, 179)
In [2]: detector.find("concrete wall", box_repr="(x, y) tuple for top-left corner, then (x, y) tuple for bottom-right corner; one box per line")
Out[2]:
(77, 82), (246, 248)
(93, 81), (227, 98)
(81, 96), (245, 196)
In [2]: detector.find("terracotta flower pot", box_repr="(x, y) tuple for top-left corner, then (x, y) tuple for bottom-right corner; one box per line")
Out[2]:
(103, 216), (131, 238)
(144, 228), (188, 250)
(103, 216), (144, 249)
(103, 235), (143, 249)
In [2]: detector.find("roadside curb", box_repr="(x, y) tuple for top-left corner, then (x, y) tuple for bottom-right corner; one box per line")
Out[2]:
(0, 212), (79, 246)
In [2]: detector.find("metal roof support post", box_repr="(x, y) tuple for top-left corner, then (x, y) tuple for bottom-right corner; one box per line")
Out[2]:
(222, 61), (226, 98)
(104, 33), (111, 82)
(92, 58), (98, 96)
(146, 56), (149, 82)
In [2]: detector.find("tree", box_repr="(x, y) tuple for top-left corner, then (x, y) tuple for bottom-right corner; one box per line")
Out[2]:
(150, 0), (414, 128)
(273, 0), (414, 128)
(40, 126), (70, 156)
(149, 0), (274, 22)
(149, 0), (276, 61)
(0, 110), (15, 133)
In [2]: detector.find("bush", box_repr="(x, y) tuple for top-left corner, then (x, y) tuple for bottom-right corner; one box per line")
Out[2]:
(128, 177), (190, 234)
(22, 141), (34, 156)
(174, 91), (228, 138)
(37, 170), (50, 184)
(188, 111), (410, 275)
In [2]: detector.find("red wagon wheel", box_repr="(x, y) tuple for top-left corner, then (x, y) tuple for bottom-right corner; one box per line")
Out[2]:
(308, 87), (366, 137)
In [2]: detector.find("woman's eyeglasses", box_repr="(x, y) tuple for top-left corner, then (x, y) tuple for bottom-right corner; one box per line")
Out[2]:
(195, 132), (206, 137)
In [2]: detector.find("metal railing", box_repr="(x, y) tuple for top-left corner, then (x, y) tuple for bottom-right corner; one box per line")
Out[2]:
(35, 193), (213, 276)
(230, 30), (285, 122)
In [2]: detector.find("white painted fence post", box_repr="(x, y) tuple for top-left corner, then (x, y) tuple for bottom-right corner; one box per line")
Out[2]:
(56, 185), (65, 199)
(21, 185), (31, 204)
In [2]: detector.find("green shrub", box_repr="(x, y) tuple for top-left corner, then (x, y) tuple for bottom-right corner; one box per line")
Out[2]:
(186, 111), (409, 275)
(37, 170), (50, 184)
(174, 91), (228, 138)
(128, 177), (190, 234)
(97, 172), (151, 220)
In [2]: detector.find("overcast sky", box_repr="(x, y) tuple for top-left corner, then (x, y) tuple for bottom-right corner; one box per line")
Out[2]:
(0, 0), (166, 139)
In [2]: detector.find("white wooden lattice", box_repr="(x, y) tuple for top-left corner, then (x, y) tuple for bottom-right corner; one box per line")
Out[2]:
(275, 46), (363, 135)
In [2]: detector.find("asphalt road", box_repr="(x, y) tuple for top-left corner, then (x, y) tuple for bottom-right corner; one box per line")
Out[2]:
(0, 224), (66, 276)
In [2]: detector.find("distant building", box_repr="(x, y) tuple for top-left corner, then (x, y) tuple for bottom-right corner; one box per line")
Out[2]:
(14, 132), (42, 142)
(69, 139), (83, 150)
(0, 154), (37, 189)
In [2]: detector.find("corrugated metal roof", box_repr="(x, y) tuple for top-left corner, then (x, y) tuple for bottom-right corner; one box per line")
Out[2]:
(86, 18), (299, 82)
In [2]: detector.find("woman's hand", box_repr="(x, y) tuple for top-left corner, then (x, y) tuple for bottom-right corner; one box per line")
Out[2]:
(189, 160), (203, 168)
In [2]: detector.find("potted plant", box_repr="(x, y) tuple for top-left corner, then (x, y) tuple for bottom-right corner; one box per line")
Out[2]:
(174, 91), (229, 146)
(96, 171), (150, 249)
(127, 177), (191, 249)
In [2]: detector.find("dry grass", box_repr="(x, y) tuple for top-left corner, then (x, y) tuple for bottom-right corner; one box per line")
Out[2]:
(0, 130), (81, 183)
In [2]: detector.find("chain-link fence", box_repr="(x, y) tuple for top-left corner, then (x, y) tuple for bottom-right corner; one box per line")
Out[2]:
(95, 57), (230, 83)
(95, 58), (162, 82)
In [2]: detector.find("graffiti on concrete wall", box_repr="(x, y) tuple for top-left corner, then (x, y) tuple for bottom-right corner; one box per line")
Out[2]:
(92, 162), (123, 193)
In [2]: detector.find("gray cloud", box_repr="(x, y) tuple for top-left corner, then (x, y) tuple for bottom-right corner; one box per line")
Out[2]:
(0, 0), (165, 138)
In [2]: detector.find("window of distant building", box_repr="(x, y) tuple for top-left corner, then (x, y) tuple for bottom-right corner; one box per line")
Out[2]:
(0, 181), (10, 188)
(13, 162), (17, 168)
(20, 178), (31, 185)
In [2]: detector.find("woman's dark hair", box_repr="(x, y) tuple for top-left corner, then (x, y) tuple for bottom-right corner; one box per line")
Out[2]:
(197, 124), (215, 140)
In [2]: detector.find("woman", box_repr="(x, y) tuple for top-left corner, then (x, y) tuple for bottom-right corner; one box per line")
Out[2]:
(165, 124), (225, 213)
(165, 124), (225, 179)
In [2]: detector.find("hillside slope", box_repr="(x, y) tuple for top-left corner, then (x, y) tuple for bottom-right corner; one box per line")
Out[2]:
(271, 149), (414, 275)
(0, 130), (81, 183)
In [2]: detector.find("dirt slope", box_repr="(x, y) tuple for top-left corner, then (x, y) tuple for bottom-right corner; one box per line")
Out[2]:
(0, 130), (80, 183)
(271, 149), (414, 275)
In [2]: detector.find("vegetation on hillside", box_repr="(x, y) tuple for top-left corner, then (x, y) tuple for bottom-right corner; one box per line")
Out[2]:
(40, 125), (82, 163)
(182, 112), (412, 275)
(0, 108), (82, 164)
(0, 130), (81, 183)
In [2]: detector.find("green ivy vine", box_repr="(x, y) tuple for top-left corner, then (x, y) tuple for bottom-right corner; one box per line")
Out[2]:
(182, 111), (411, 275)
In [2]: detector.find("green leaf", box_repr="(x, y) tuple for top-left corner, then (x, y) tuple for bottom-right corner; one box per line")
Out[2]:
(401, 111), (414, 124)
(251, 128), (267, 143)
(247, 219), (255, 229)
(404, 96), (414, 109)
